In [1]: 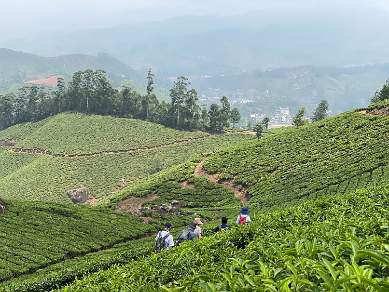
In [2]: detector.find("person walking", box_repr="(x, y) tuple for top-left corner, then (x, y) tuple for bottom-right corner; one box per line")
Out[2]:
(236, 207), (251, 225)
(176, 217), (204, 245)
(155, 223), (174, 251)
(213, 217), (229, 233)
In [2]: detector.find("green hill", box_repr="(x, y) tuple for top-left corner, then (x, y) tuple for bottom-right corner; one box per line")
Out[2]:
(0, 48), (139, 91)
(56, 110), (389, 291)
(1, 109), (388, 291)
(0, 200), (152, 283)
(0, 113), (250, 203)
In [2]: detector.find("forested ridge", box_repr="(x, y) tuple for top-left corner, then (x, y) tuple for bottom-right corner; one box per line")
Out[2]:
(0, 69), (240, 133)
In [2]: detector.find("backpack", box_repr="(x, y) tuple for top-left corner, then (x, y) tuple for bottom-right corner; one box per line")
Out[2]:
(176, 229), (196, 245)
(155, 232), (170, 252)
(238, 215), (247, 225)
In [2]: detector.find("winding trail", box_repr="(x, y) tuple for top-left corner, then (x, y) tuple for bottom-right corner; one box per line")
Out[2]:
(194, 160), (249, 204)
(1, 136), (212, 159)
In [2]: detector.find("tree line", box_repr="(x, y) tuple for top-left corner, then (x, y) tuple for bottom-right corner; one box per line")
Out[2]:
(0, 69), (241, 132)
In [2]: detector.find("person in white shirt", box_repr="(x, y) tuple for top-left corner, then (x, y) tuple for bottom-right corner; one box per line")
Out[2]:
(155, 223), (174, 250)
(236, 207), (252, 225)
(192, 217), (204, 239)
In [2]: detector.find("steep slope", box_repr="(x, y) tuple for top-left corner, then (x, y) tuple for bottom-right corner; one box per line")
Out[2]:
(204, 112), (389, 209)
(0, 200), (152, 283)
(0, 113), (251, 203)
(58, 110), (389, 291)
(64, 186), (389, 291)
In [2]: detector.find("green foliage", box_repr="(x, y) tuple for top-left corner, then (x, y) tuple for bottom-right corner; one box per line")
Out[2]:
(0, 201), (152, 283)
(0, 115), (250, 202)
(371, 79), (389, 103)
(1, 113), (209, 155)
(0, 238), (153, 292)
(230, 108), (241, 128)
(292, 107), (306, 127)
(0, 70), (241, 134)
(261, 117), (270, 129)
(254, 123), (263, 140)
(62, 187), (389, 291)
(205, 112), (389, 209)
(312, 100), (329, 122)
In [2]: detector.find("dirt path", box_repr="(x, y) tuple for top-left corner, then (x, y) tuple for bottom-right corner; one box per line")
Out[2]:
(117, 194), (158, 216)
(194, 160), (249, 204)
(357, 106), (389, 116)
(2, 135), (212, 158)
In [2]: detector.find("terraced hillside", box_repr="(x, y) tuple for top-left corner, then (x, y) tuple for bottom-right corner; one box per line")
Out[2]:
(0, 113), (250, 203)
(1, 110), (388, 291)
(65, 186), (389, 291)
(204, 111), (389, 209)
(0, 201), (152, 284)
(57, 110), (389, 291)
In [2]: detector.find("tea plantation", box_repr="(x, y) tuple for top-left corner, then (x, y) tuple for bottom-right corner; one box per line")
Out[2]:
(60, 110), (388, 291)
(205, 112), (389, 209)
(64, 186), (389, 291)
(0, 113), (210, 155)
(0, 113), (251, 203)
(0, 201), (153, 284)
(0, 110), (388, 291)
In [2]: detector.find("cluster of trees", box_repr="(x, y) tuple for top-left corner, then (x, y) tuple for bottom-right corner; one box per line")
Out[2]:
(254, 117), (270, 140)
(0, 69), (240, 132)
(292, 100), (329, 127)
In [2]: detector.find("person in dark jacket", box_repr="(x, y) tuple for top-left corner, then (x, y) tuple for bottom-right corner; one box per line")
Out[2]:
(213, 217), (229, 233)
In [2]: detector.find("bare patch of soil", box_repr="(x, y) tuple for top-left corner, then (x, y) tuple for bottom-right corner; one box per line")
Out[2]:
(358, 106), (389, 116)
(180, 181), (195, 189)
(117, 194), (158, 215)
(86, 196), (99, 206)
(194, 160), (249, 204)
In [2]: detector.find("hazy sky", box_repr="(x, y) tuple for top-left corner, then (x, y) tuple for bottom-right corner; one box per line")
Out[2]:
(1, 0), (388, 40)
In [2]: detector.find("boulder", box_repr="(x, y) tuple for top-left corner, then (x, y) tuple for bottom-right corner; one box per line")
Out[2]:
(117, 179), (128, 188)
(67, 187), (90, 203)
(0, 139), (16, 147)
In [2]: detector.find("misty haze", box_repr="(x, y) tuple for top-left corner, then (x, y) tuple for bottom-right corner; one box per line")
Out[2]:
(0, 1), (388, 291)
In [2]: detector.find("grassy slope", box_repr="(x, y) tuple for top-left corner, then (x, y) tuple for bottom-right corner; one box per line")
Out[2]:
(0, 201), (152, 283)
(0, 113), (251, 203)
(205, 112), (389, 209)
(64, 187), (389, 291)
(0, 113), (210, 155)
(60, 111), (389, 290)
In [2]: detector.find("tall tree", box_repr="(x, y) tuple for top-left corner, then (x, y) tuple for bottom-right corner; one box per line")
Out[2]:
(231, 108), (241, 128)
(261, 117), (270, 129)
(312, 100), (329, 122)
(200, 107), (209, 130)
(170, 76), (190, 129)
(254, 123), (264, 140)
(66, 70), (115, 114)
(220, 96), (231, 128)
(208, 104), (223, 133)
(142, 68), (157, 120)
(371, 79), (389, 103)
(117, 86), (142, 118)
(0, 94), (15, 129)
(293, 107), (306, 127)
(54, 77), (65, 114)
(183, 89), (200, 129)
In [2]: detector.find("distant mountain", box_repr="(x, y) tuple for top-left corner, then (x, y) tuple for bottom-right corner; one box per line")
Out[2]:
(192, 64), (389, 116)
(3, 8), (389, 76)
(0, 48), (140, 91)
